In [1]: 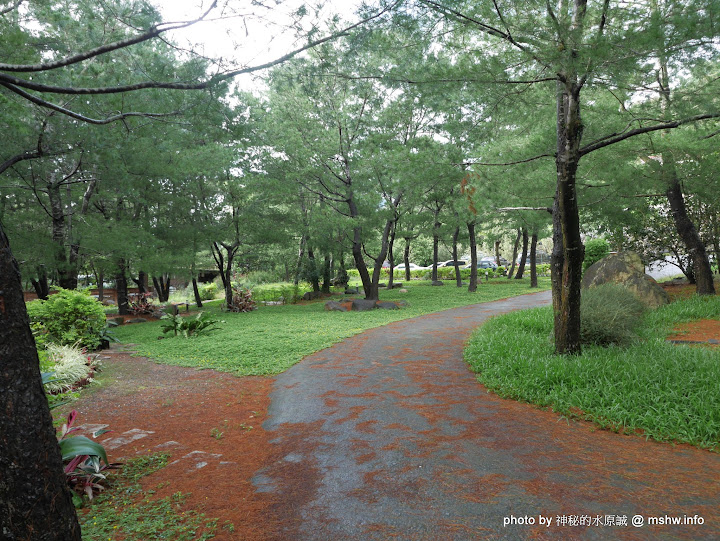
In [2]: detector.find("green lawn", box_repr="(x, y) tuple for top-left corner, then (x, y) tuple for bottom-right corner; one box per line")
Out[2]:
(113, 278), (550, 376)
(464, 294), (720, 451)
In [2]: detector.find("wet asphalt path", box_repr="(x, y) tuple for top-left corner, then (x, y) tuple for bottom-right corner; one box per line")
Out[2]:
(257, 291), (720, 540)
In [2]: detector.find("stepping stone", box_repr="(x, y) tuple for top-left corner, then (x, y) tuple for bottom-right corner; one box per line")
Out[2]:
(169, 450), (223, 471)
(101, 428), (154, 450)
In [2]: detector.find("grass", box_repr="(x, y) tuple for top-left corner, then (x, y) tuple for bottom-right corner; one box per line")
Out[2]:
(80, 453), (227, 540)
(113, 278), (550, 376)
(464, 294), (720, 451)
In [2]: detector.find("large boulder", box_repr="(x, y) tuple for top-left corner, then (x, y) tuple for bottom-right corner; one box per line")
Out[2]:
(582, 251), (669, 308)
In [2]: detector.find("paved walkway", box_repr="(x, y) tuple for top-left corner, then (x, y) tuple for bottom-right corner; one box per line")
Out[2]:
(257, 291), (720, 540)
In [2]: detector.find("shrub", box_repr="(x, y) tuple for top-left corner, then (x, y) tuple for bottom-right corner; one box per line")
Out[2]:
(228, 285), (256, 312)
(583, 238), (611, 270)
(197, 281), (219, 301)
(27, 288), (107, 350)
(160, 311), (223, 338)
(580, 283), (646, 346)
(128, 292), (156, 316)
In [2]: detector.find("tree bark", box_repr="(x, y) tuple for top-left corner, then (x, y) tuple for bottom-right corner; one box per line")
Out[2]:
(48, 177), (75, 290)
(293, 234), (307, 287)
(515, 228), (529, 279)
(31, 265), (50, 300)
(530, 232), (539, 288)
(152, 274), (171, 302)
(508, 228), (521, 279)
(666, 178), (715, 295)
(387, 224), (396, 289)
(307, 247), (320, 293)
(321, 254), (332, 294)
(192, 277), (203, 308)
(494, 240), (501, 266)
(116, 259), (129, 315)
(0, 221), (82, 540)
(553, 81), (585, 355)
(452, 225), (462, 287)
(467, 221), (478, 292)
(404, 238), (411, 282)
(431, 218), (440, 282)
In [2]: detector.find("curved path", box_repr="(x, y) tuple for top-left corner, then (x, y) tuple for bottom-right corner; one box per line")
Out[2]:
(257, 291), (720, 540)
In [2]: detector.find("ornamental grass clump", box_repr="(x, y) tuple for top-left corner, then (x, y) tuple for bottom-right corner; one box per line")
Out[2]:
(580, 283), (646, 346)
(43, 343), (99, 394)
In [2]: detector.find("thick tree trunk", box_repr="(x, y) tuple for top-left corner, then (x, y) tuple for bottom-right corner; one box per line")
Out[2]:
(530, 232), (539, 288)
(0, 223), (82, 539)
(132, 271), (148, 295)
(515, 228), (529, 279)
(96, 271), (104, 302)
(553, 82), (585, 355)
(192, 277), (203, 308)
(367, 219), (395, 301)
(468, 221), (478, 292)
(116, 259), (129, 315)
(351, 225), (372, 297)
(508, 228), (521, 279)
(494, 240), (501, 266)
(211, 241), (238, 310)
(666, 178), (715, 295)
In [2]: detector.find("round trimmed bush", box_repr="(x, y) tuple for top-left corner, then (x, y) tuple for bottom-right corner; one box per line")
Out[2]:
(27, 288), (107, 350)
(583, 238), (611, 271)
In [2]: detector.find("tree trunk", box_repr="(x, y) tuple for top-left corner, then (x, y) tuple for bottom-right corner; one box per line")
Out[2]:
(452, 226), (462, 287)
(293, 234), (307, 286)
(494, 240), (501, 266)
(96, 270), (104, 302)
(404, 238), (411, 282)
(48, 178), (75, 290)
(666, 178), (715, 295)
(31, 265), (50, 300)
(307, 247), (320, 293)
(367, 219), (395, 301)
(530, 232), (539, 288)
(321, 254), (332, 294)
(211, 241), (238, 310)
(0, 223), (82, 540)
(192, 277), (203, 308)
(387, 222), (398, 289)
(152, 274), (171, 302)
(431, 219), (440, 282)
(508, 228), (521, 279)
(116, 259), (129, 315)
(553, 82), (585, 355)
(468, 221), (478, 292)
(515, 228), (529, 279)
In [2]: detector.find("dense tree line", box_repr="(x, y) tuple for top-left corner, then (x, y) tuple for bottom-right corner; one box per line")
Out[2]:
(1, 0), (718, 536)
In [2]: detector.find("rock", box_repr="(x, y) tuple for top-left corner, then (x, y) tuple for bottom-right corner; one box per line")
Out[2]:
(302, 291), (322, 301)
(109, 316), (124, 326)
(582, 251), (670, 308)
(431, 280), (444, 286)
(391, 283), (403, 289)
(376, 301), (399, 310)
(398, 289), (409, 293)
(344, 287), (359, 294)
(126, 318), (148, 324)
(324, 301), (348, 312)
(351, 299), (376, 311)
(395, 300), (409, 307)
(378, 283), (387, 288)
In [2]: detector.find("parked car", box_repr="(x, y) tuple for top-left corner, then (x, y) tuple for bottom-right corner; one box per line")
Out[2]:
(476, 260), (497, 270)
(395, 263), (426, 271)
(438, 260), (468, 268)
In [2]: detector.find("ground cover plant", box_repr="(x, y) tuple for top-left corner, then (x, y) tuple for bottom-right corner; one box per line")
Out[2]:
(113, 278), (550, 375)
(464, 294), (720, 451)
(79, 453), (226, 541)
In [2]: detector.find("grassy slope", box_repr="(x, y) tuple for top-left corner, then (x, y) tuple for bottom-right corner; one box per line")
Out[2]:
(113, 278), (549, 376)
(464, 295), (720, 450)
